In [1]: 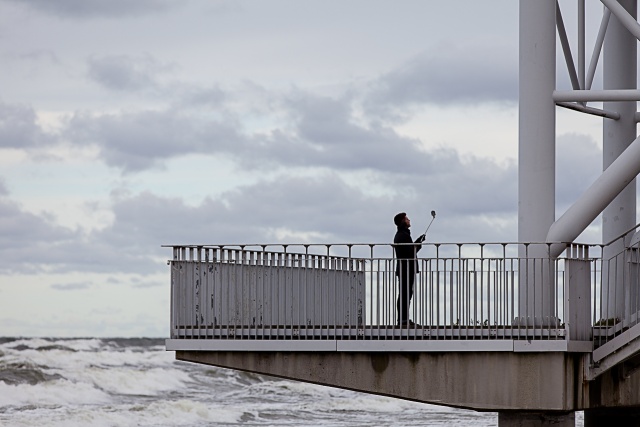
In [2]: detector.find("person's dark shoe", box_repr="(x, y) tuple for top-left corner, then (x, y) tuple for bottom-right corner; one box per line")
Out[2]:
(399, 320), (421, 328)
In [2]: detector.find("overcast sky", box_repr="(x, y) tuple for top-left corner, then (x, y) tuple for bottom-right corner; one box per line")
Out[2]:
(0, 0), (627, 337)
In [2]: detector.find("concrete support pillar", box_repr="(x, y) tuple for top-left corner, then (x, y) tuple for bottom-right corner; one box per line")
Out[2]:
(518, 0), (556, 323)
(498, 411), (574, 427)
(602, 0), (638, 321)
(585, 407), (640, 426)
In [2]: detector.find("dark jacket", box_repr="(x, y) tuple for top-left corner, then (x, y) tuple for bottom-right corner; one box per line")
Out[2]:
(394, 226), (422, 276)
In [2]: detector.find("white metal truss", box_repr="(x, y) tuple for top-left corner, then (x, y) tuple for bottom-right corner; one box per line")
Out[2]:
(540, 0), (640, 248)
(519, 0), (639, 331)
(522, 0), (640, 377)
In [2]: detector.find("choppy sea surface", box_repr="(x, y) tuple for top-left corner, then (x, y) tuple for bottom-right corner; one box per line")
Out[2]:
(0, 338), (583, 426)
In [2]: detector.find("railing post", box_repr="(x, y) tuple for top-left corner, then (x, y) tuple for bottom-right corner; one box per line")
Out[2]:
(565, 244), (592, 341)
(626, 241), (640, 327)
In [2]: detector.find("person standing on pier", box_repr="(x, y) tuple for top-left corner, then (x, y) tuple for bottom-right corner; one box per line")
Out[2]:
(393, 212), (425, 327)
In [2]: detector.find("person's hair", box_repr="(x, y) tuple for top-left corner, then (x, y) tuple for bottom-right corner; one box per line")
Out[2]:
(393, 212), (407, 226)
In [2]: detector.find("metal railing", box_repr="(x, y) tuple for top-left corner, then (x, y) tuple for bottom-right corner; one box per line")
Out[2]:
(591, 227), (640, 355)
(167, 243), (581, 341)
(166, 229), (640, 350)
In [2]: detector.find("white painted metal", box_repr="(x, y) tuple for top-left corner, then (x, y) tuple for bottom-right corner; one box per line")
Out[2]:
(166, 339), (595, 353)
(602, 0), (638, 321)
(518, 0), (557, 326)
(592, 321), (640, 363)
(170, 243), (574, 340)
(579, 0), (585, 89)
(601, 0), (640, 41)
(555, 101), (620, 120)
(169, 248), (366, 340)
(166, 338), (595, 354)
(166, 339), (338, 352)
(518, 0), (556, 246)
(546, 135), (640, 257)
(586, 8), (611, 91)
(165, 242), (615, 352)
(592, 231), (640, 363)
(204, 260), (363, 327)
(513, 340), (582, 353)
(336, 340), (514, 352)
(565, 256), (592, 341)
(589, 325), (640, 379)
(164, 229), (640, 361)
(557, 4), (580, 90)
(544, 0), (639, 339)
(165, 233), (640, 355)
(553, 89), (640, 102)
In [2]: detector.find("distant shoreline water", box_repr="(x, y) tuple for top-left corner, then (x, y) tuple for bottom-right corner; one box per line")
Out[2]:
(0, 337), (583, 426)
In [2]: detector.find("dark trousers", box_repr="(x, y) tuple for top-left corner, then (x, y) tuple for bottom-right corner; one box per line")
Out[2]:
(396, 269), (415, 324)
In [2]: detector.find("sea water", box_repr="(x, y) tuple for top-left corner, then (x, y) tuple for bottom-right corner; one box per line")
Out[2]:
(0, 338), (583, 426)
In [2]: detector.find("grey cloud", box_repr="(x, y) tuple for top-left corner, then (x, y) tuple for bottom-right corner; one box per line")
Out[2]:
(51, 282), (91, 290)
(131, 281), (163, 289)
(399, 133), (602, 232)
(227, 90), (450, 174)
(179, 87), (226, 108)
(367, 147), (519, 243)
(4, 0), (175, 18)
(416, 155), (517, 216)
(96, 191), (222, 247)
(66, 109), (244, 173)
(0, 152), (523, 275)
(0, 198), (80, 274)
(271, 92), (429, 173)
(271, 91), (519, 207)
(366, 42), (517, 115)
(104, 275), (163, 288)
(64, 90), (433, 175)
(10, 49), (59, 64)
(0, 201), (76, 247)
(80, 175), (393, 268)
(96, 166), (520, 250)
(64, 88), (509, 181)
(0, 183), (156, 275)
(0, 101), (52, 148)
(220, 173), (394, 243)
(79, 176), (390, 264)
(87, 55), (171, 92)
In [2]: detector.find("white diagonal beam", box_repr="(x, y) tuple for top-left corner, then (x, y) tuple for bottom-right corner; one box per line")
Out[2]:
(586, 8), (611, 90)
(547, 134), (640, 257)
(557, 3), (581, 90)
(601, 0), (640, 41)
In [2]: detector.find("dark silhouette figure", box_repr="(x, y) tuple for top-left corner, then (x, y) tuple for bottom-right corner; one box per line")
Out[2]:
(393, 212), (424, 326)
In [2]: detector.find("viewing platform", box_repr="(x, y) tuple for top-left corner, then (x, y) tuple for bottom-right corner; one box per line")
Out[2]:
(165, 228), (640, 364)
(164, 228), (640, 422)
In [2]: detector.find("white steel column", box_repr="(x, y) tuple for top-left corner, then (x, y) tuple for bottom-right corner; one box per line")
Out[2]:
(603, 0), (638, 321)
(518, 0), (556, 324)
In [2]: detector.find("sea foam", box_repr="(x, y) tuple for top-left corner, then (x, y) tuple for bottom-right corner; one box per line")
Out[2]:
(0, 378), (111, 407)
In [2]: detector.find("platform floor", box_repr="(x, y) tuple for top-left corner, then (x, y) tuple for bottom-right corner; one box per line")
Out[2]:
(172, 324), (567, 340)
